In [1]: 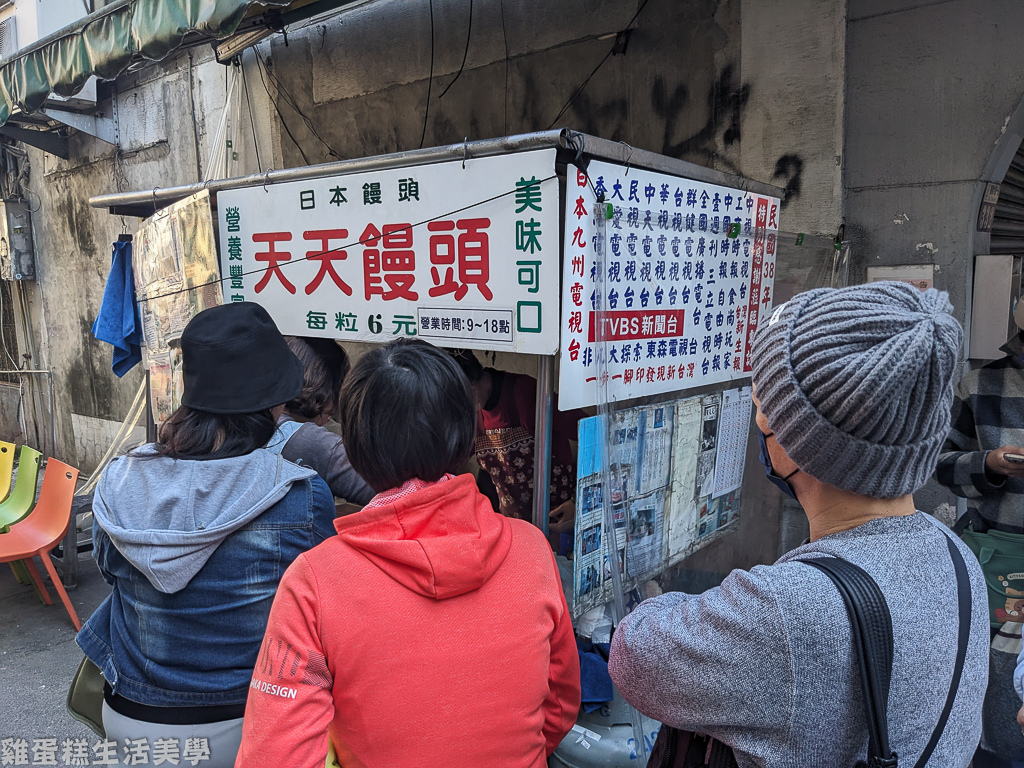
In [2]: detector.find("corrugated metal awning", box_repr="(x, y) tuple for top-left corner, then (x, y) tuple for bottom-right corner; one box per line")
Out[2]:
(0, 0), (298, 126)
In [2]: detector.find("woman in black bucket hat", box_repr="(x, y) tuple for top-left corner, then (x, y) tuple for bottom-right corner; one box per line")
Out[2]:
(76, 302), (336, 768)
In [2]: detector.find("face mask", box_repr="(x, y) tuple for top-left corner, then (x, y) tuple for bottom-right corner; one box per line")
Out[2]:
(757, 429), (799, 500)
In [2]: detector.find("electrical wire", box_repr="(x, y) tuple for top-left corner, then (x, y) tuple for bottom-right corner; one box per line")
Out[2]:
(254, 49), (312, 166)
(0, 283), (19, 370)
(499, 0), (510, 134)
(419, 0), (435, 149)
(137, 173), (557, 305)
(241, 53), (264, 173)
(545, 0), (651, 130)
(438, 0), (473, 100)
(254, 47), (340, 161)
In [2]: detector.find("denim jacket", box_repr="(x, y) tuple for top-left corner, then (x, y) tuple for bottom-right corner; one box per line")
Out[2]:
(77, 446), (335, 707)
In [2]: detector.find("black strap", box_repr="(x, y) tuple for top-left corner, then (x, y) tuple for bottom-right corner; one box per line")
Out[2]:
(802, 530), (973, 768)
(912, 535), (972, 768)
(804, 557), (898, 768)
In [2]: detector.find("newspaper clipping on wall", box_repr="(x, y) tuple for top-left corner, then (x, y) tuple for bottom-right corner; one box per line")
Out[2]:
(133, 190), (222, 423)
(572, 386), (753, 614)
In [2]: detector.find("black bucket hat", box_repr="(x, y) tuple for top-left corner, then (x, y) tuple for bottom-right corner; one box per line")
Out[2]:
(180, 302), (304, 415)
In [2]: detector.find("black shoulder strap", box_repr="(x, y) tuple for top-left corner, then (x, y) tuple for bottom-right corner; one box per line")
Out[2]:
(804, 557), (898, 768)
(912, 534), (972, 768)
(803, 530), (973, 768)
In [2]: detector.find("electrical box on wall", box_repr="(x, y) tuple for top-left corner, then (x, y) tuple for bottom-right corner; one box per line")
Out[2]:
(970, 254), (1021, 360)
(0, 200), (35, 281)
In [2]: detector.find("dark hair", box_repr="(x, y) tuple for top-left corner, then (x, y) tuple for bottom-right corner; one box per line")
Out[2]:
(447, 348), (485, 383)
(152, 406), (278, 460)
(284, 336), (350, 420)
(339, 339), (476, 492)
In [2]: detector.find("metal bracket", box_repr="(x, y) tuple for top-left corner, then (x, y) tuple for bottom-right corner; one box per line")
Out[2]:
(40, 106), (116, 146)
(0, 124), (68, 159)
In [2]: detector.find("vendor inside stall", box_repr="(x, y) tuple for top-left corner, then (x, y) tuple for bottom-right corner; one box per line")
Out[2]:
(449, 350), (586, 534)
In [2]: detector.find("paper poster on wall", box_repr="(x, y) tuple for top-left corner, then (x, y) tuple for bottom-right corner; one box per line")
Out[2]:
(573, 406), (673, 615)
(608, 409), (640, 501)
(558, 160), (780, 410)
(693, 392), (722, 541)
(133, 191), (222, 423)
(665, 396), (702, 563)
(573, 384), (754, 611)
(626, 490), (666, 582)
(638, 405), (673, 496)
(216, 149), (561, 354)
(712, 386), (752, 498)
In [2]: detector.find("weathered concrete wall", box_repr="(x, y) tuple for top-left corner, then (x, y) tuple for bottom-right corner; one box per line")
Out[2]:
(0, 383), (24, 444)
(845, 0), (1024, 514)
(845, 0), (1024, 327)
(263, 0), (844, 242)
(21, 48), (276, 471)
(740, 0), (846, 238)
(270, 0), (738, 166)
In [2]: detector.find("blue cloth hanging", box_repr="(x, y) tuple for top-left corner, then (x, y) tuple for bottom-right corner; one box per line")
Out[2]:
(91, 239), (142, 377)
(577, 639), (614, 713)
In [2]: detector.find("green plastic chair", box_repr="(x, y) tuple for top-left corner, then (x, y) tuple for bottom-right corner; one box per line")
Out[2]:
(0, 445), (41, 530)
(0, 441), (15, 503)
(0, 445), (41, 587)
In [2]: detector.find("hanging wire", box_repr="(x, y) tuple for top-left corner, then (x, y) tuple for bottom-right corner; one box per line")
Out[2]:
(499, 0), (510, 134)
(253, 48), (312, 165)
(438, 0), (473, 100)
(203, 64), (240, 181)
(241, 53), (264, 174)
(137, 173), (557, 306)
(545, 0), (651, 130)
(419, 0), (436, 149)
(253, 46), (340, 161)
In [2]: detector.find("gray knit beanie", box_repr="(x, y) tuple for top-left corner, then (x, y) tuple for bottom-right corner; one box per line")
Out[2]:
(749, 281), (962, 498)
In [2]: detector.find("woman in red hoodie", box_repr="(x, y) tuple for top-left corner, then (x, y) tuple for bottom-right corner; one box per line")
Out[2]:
(236, 339), (581, 768)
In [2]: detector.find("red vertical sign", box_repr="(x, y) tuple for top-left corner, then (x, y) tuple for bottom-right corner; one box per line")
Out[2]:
(743, 197), (769, 372)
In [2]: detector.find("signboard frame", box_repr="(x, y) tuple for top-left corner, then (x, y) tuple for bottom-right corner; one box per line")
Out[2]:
(108, 129), (782, 559)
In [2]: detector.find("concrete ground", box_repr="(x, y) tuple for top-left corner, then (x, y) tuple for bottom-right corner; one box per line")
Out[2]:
(0, 551), (110, 748)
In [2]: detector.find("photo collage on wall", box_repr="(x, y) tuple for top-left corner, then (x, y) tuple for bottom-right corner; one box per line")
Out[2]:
(572, 386), (752, 616)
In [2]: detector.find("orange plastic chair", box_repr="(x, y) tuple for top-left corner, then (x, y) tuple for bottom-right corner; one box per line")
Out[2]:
(0, 459), (81, 630)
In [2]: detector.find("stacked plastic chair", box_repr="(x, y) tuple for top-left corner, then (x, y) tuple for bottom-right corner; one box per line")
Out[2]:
(0, 445), (42, 586)
(0, 444), (82, 629)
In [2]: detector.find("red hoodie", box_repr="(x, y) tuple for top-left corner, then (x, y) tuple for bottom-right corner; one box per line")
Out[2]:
(235, 474), (580, 768)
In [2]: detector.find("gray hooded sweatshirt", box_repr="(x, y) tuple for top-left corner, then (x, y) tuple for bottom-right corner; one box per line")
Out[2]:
(92, 446), (319, 594)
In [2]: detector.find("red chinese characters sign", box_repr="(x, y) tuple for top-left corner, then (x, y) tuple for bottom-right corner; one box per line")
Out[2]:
(217, 150), (560, 354)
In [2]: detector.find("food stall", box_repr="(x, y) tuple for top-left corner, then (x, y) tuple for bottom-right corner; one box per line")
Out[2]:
(91, 129), (788, 765)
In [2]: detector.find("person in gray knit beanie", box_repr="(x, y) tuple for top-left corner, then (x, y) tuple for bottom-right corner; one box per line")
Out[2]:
(750, 280), (963, 498)
(610, 282), (989, 768)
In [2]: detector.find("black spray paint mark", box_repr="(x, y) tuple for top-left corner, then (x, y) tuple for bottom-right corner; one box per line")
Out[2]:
(652, 65), (750, 159)
(772, 154), (804, 206)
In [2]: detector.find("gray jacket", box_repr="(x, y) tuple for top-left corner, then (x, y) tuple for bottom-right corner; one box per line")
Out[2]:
(267, 415), (375, 505)
(608, 513), (989, 767)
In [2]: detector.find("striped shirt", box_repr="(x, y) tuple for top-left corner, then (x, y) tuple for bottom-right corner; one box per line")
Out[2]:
(936, 334), (1024, 530)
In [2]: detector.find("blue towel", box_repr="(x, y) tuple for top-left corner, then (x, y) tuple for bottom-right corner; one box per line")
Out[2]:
(91, 240), (142, 377)
(577, 639), (614, 713)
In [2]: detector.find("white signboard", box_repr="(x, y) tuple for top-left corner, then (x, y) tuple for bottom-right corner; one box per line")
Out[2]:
(558, 161), (780, 409)
(217, 149), (560, 353)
